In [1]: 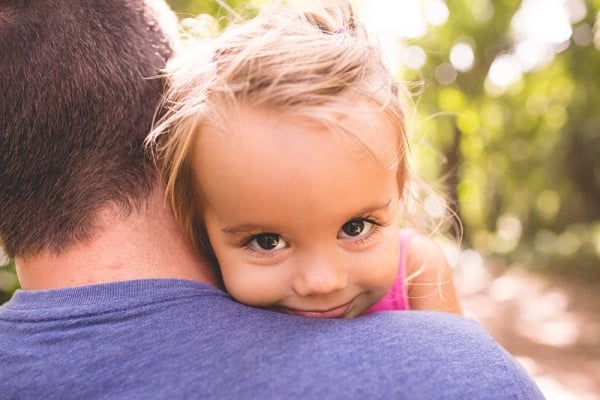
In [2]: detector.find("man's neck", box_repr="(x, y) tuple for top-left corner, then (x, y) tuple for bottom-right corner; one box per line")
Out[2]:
(15, 189), (216, 290)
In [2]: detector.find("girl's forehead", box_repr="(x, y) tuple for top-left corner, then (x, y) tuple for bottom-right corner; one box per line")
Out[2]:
(192, 105), (401, 225)
(203, 103), (401, 165)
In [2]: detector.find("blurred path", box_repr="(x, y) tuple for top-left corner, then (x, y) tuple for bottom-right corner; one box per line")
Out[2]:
(455, 258), (600, 400)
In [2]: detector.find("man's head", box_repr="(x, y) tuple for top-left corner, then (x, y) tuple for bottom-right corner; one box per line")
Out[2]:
(0, 0), (177, 257)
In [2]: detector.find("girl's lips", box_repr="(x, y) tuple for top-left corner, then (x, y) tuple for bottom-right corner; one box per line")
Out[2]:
(280, 301), (353, 319)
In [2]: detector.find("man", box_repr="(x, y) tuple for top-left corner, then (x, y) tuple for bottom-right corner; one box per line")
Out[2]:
(0, 0), (542, 398)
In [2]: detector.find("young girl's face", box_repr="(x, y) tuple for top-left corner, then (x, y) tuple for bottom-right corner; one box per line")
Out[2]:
(192, 107), (402, 318)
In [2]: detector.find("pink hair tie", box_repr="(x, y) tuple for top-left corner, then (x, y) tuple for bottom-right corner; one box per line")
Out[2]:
(333, 28), (345, 34)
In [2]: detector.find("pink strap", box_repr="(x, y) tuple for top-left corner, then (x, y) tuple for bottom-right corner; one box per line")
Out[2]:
(396, 229), (412, 308)
(364, 229), (413, 314)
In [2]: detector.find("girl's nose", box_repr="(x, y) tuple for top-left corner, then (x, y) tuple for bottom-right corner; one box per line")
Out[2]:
(291, 253), (349, 297)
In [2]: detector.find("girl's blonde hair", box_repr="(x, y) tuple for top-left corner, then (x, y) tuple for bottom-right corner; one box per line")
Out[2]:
(147, 1), (412, 251)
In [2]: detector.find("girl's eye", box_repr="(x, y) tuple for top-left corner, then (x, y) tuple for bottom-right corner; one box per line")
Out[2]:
(338, 219), (374, 239)
(248, 233), (287, 251)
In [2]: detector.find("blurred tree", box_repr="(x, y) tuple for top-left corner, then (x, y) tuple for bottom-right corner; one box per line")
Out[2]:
(392, 0), (600, 271)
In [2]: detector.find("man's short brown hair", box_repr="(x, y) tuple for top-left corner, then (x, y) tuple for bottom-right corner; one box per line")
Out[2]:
(0, 0), (175, 257)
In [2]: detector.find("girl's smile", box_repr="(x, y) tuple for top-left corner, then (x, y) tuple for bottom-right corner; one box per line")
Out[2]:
(272, 299), (356, 319)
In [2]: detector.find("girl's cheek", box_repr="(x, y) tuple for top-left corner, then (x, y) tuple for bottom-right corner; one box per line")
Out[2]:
(224, 265), (286, 306)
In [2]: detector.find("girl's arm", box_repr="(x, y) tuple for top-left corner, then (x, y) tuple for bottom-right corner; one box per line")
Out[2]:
(405, 234), (463, 315)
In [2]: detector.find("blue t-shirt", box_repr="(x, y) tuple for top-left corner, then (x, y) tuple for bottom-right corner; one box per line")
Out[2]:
(0, 279), (542, 399)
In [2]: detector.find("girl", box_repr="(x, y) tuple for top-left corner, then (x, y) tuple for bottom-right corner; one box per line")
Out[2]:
(147, 1), (462, 318)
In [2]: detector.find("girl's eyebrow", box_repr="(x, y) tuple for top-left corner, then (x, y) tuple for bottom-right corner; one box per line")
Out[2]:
(351, 198), (392, 217)
(222, 223), (276, 236)
(222, 199), (392, 236)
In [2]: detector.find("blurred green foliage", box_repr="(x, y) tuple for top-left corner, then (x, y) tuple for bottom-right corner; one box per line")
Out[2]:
(2, 0), (599, 302)
(167, 0), (261, 27)
(0, 260), (18, 304)
(403, 0), (600, 272)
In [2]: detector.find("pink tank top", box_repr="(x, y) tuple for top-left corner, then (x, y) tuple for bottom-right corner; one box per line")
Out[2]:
(364, 229), (413, 314)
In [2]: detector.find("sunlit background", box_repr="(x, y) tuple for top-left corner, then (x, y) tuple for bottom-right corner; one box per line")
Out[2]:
(2, 0), (599, 398)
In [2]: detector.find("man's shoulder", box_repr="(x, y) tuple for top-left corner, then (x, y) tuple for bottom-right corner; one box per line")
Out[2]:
(0, 282), (543, 399)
